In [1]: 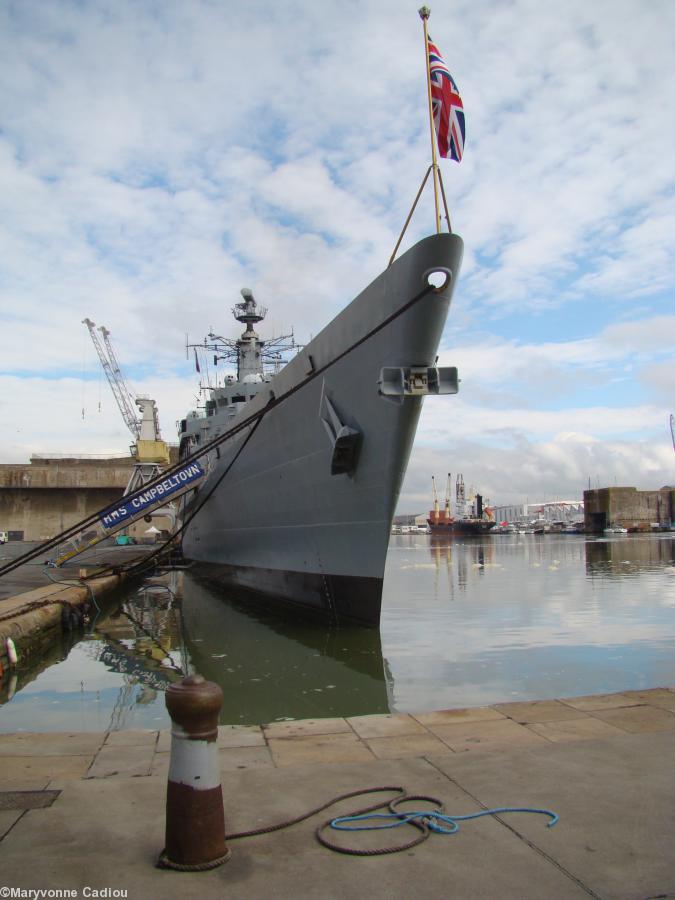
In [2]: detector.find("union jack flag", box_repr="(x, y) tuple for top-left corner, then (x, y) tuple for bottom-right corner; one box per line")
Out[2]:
(427, 36), (465, 162)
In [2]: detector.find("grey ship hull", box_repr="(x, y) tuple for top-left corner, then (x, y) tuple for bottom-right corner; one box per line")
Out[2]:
(181, 233), (463, 625)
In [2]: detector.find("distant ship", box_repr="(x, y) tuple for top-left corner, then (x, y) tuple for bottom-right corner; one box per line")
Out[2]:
(178, 233), (463, 626)
(427, 473), (496, 536)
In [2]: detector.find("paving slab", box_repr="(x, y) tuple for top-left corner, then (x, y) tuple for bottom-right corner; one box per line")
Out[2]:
(0, 755), (92, 780)
(365, 733), (451, 759)
(219, 746), (274, 772)
(427, 718), (551, 752)
(0, 777), (50, 792)
(412, 706), (506, 725)
(0, 731), (105, 756)
(589, 704), (675, 733)
(218, 724), (267, 748)
(346, 713), (428, 739)
(103, 729), (159, 748)
(86, 744), (154, 778)
(429, 731), (675, 900)
(560, 692), (636, 711)
(268, 732), (375, 767)
(621, 687), (675, 709)
(493, 699), (590, 724)
(526, 717), (627, 743)
(264, 717), (350, 739)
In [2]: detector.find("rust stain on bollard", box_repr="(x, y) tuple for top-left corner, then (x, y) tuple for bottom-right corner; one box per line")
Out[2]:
(158, 674), (231, 871)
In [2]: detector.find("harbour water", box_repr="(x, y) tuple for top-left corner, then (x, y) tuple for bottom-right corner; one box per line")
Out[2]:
(0, 533), (673, 732)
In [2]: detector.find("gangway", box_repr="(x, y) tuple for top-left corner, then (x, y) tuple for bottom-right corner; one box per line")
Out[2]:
(49, 458), (206, 566)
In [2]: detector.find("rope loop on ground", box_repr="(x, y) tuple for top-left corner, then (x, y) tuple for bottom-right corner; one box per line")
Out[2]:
(330, 799), (559, 838)
(226, 785), (558, 857)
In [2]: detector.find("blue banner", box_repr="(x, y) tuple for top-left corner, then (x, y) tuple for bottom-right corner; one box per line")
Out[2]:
(99, 461), (205, 530)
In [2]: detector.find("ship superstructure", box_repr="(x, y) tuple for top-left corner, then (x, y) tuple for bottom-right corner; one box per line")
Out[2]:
(179, 289), (300, 458)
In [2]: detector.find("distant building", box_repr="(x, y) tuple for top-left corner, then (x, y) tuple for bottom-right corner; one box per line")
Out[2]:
(392, 513), (421, 526)
(584, 486), (674, 533)
(491, 500), (584, 525)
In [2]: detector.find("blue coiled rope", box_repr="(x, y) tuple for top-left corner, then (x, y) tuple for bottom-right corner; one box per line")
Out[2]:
(331, 805), (558, 835)
(227, 785), (559, 857)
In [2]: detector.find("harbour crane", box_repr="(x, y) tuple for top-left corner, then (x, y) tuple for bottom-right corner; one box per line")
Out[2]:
(83, 319), (139, 439)
(82, 318), (172, 513)
(431, 475), (440, 522)
(444, 472), (452, 519)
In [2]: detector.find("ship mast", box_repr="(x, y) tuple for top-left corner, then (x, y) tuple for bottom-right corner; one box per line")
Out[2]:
(232, 288), (267, 381)
(185, 288), (301, 394)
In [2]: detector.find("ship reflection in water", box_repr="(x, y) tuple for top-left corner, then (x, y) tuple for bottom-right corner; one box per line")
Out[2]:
(181, 574), (392, 724)
(0, 576), (187, 732)
(381, 532), (674, 712)
(0, 534), (673, 732)
(0, 570), (391, 731)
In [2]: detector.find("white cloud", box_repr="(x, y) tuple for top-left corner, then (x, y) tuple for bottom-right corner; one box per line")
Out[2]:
(399, 434), (674, 513)
(0, 0), (673, 506)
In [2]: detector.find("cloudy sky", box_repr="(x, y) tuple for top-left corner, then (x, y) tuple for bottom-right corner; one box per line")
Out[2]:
(1, 0), (673, 512)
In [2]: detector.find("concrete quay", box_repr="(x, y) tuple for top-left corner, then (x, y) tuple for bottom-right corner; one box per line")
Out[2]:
(1, 687), (674, 898)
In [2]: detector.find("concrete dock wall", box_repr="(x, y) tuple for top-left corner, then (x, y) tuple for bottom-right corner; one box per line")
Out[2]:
(0, 457), (134, 489)
(0, 488), (125, 541)
(584, 485), (674, 532)
(0, 456), (133, 540)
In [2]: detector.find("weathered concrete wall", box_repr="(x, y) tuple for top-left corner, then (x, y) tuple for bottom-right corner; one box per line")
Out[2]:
(0, 458), (134, 489)
(584, 486), (674, 532)
(0, 488), (124, 540)
(1, 457), (130, 539)
(0, 453), (180, 540)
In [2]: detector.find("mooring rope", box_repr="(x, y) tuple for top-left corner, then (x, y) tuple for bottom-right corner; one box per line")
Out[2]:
(222, 785), (558, 857)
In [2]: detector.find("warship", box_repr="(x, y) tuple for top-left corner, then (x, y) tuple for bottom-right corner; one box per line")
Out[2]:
(178, 232), (463, 625)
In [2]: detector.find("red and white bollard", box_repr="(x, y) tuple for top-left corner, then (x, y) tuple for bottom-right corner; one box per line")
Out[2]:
(157, 674), (230, 871)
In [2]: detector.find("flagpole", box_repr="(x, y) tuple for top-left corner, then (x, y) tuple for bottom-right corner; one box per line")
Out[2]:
(419, 6), (441, 234)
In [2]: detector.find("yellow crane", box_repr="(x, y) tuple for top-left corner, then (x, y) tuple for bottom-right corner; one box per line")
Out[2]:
(82, 318), (170, 469)
(431, 475), (440, 522)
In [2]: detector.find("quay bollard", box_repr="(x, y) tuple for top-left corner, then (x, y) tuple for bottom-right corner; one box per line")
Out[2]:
(157, 674), (230, 871)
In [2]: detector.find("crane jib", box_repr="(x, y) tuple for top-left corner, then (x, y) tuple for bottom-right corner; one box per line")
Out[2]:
(98, 462), (205, 530)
